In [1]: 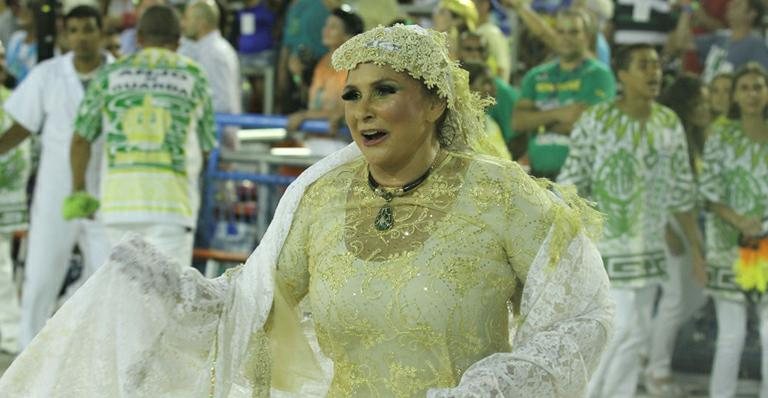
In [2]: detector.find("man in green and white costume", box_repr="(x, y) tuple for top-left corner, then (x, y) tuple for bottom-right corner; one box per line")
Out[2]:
(0, 42), (28, 352)
(513, 8), (615, 179)
(558, 44), (705, 398)
(69, 4), (216, 268)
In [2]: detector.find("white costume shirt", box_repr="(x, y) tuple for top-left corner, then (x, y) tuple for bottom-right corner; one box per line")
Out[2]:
(3, 52), (109, 220)
(180, 30), (242, 114)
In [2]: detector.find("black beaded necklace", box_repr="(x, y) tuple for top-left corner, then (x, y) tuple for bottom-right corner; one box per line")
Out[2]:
(367, 153), (440, 231)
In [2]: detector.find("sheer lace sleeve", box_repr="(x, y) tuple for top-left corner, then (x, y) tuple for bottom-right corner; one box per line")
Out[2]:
(427, 223), (613, 397)
(274, 190), (312, 304)
(0, 144), (362, 398)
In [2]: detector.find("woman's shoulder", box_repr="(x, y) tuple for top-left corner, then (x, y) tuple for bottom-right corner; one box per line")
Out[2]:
(457, 151), (556, 213)
(457, 152), (603, 264)
(302, 157), (365, 200)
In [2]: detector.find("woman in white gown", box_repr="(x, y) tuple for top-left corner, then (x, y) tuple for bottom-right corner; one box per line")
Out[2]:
(0, 24), (613, 397)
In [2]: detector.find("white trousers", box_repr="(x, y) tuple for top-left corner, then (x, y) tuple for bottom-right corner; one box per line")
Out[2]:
(20, 218), (110, 348)
(646, 234), (707, 379)
(710, 298), (768, 398)
(0, 233), (20, 352)
(105, 223), (194, 270)
(588, 285), (656, 398)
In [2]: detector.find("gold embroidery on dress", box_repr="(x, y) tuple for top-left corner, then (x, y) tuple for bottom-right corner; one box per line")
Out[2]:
(274, 151), (565, 397)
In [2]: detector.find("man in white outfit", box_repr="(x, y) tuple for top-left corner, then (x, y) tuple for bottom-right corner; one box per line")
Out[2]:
(180, 0), (241, 116)
(0, 5), (112, 349)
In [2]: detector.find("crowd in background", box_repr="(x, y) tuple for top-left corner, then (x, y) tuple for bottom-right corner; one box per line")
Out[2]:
(0, 0), (768, 397)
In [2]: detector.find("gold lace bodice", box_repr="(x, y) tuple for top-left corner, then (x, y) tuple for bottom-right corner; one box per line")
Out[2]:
(276, 151), (554, 397)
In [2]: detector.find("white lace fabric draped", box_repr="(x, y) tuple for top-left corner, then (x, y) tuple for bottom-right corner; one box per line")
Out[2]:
(0, 144), (613, 397)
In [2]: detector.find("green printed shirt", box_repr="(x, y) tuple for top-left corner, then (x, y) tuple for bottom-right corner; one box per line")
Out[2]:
(558, 102), (696, 287)
(700, 119), (768, 301)
(0, 86), (30, 232)
(75, 48), (216, 227)
(520, 58), (615, 175)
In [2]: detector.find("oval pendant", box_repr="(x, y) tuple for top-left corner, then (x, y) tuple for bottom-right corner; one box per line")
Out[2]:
(374, 204), (394, 231)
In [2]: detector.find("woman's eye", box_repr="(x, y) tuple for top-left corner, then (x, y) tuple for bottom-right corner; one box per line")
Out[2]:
(341, 90), (360, 101)
(375, 85), (397, 96)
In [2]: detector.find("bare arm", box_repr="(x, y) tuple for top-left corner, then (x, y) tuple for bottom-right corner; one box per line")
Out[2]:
(673, 210), (708, 285)
(0, 122), (31, 155)
(70, 133), (92, 192)
(275, 46), (291, 114)
(503, 0), (559, 51)
(287, 106), (345, 136)
(693, 7), (725, 31)
(666, 5), (696, 57)
(512, 99), (586, 134)
(709, 202), (763, 237)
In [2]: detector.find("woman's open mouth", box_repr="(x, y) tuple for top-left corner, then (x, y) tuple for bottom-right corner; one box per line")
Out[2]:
(361, 129), (389, 146)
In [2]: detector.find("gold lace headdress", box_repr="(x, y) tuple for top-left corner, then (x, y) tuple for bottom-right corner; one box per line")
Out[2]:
(331, 24), (492, 150)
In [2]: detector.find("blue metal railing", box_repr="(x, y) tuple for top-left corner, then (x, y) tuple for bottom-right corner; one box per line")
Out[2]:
(200, 113), (341, 247)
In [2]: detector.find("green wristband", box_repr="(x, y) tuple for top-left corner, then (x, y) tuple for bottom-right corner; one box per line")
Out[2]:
(62, 192), (100, 220)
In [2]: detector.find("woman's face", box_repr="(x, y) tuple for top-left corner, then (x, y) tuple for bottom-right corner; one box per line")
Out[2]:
(322, 15), (350, 49)
(342, 63), (445, 173)
(733, 72), (768, 118)
(709, 76), (733, 117)
(690, 87), (712, 129)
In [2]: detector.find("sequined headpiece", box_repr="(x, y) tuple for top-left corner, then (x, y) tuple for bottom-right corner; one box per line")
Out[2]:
(332, 24), (491, 150)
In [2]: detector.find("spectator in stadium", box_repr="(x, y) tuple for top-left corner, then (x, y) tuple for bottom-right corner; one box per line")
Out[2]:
(502, 0), (613, 68)
(512, 8), (615, 180)
(709, 71), (734, 119)
(458, 30), (523, 157)
(5, 1), (37, 82)
(669, 0), (768, 82)
(462, 60), (512, 159)
(276, 0), (329, 113)
(471, 0), (511, 80)
(432, 0), (478, 59)
(0, 0), (19, 48)
(181, 0), (241, 116)
(286, 6), (363, 156)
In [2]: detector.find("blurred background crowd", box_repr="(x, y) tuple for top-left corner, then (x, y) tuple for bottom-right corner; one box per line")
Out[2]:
(1, 0), (768, 396)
